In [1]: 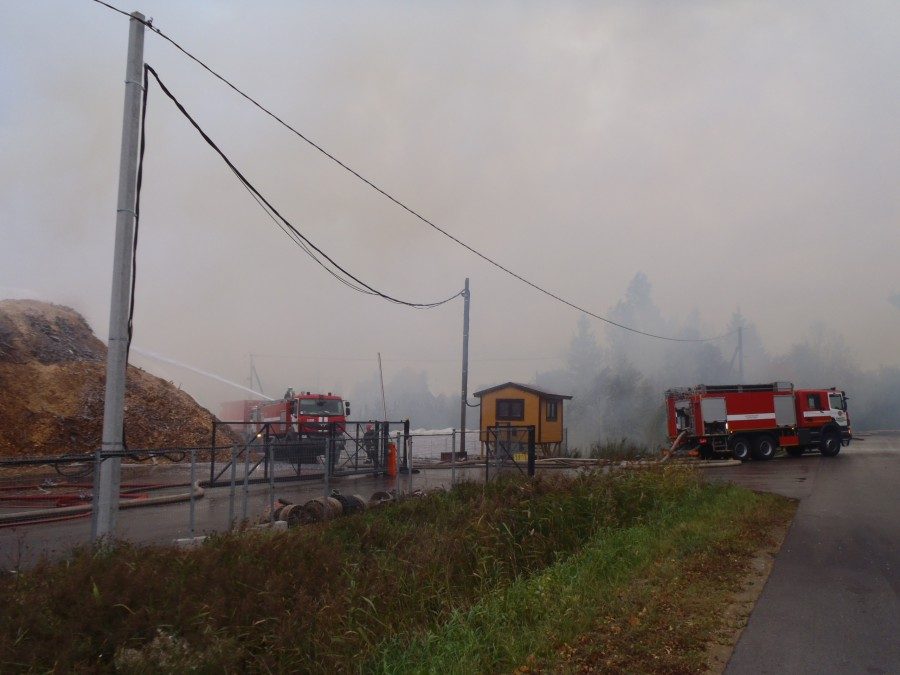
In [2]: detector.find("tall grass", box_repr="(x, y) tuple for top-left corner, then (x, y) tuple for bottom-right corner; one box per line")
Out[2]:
(567, 436), (655, 460)
(375, 482), (790, 673)
(0, 467), (769, 672)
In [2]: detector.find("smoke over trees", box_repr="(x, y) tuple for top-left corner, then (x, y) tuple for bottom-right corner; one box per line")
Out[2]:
(348, 273), (899, 444)
(350, 367), (457, 429)
(536, 273), (900, 450)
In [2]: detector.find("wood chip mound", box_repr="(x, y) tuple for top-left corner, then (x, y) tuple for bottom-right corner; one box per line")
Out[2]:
(0, 299), (238, 457)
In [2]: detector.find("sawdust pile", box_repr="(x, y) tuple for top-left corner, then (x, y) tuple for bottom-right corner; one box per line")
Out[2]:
(0, 299), (234, 457)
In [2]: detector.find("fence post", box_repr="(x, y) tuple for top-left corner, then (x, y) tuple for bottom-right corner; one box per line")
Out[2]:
(451, 429), (456, 487)
(268, 443), (275, 524)
(264, 425), (270, 481)
(405, 420), (412, 494)
(485, 428), (490, 484)
(210, 420), (217, 485)
(324, 428), (332, 501)
(228, 445), (236, 530)
(527, 426), (536, 478)
(242, 441), (250, 522)
(189, 449), (197, 538)
(90, 448), (103, 542)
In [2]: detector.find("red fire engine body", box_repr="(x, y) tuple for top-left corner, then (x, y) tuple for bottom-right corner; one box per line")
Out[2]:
(665, 382), (851, 461)
(221, 389), (349, 442)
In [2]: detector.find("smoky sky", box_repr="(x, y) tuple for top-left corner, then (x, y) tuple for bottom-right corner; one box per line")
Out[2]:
(1, 1), (898, 410)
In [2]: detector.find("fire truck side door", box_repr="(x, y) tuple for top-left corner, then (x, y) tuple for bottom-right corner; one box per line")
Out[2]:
(700, 398), (727, 434)
(774, 395), (796, 426)
(700, 397), (726, 422)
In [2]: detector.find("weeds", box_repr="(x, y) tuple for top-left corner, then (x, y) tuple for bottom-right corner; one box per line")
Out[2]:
(0, 467), (785, 672)
(567, 437), (656, 460)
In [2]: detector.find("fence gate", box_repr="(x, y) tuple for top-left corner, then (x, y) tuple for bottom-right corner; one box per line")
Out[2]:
(484, 425), (536, 481)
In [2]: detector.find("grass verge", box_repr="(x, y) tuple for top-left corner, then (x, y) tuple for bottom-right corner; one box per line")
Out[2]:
(374, 481), (793, 673)
(0, 467), (792, 672)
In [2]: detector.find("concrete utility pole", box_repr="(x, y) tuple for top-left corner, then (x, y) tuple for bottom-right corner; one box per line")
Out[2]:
(459, 278), (470, 458)
(92, 12), (146, 541)
(377, 352), (387, 420)
(738, 324), (744, 384)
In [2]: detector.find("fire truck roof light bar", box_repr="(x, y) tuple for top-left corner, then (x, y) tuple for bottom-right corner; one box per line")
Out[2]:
(700, 382), (793, 393)
(666, 382), (795, 396)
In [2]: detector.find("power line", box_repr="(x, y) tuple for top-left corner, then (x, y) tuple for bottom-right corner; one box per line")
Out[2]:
(143, 64), (460, 309)
(250, 353), (563, 363)
(92, 0), (734, 342)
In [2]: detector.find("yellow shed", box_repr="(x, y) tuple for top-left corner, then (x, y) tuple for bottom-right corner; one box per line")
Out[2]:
(474, 382), (572, 456)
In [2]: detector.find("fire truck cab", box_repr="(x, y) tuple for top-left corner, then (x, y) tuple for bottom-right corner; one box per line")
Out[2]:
(665, 382), (851, 461)
(221, 389), (350, 454)
(252, 388), (349, 441)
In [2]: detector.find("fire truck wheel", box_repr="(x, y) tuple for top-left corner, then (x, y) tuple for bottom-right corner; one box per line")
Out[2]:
(752, 435), (777, 461)
(786, 446), (805, 458)
(731, 437), (751, 462)
(820, 431), (842, 457)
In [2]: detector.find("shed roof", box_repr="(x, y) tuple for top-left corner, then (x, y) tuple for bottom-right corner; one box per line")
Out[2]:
(473, 382), (573, 400)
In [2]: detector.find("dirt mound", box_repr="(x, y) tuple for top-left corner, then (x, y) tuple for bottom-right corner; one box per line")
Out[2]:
(0, 299), (236, 457)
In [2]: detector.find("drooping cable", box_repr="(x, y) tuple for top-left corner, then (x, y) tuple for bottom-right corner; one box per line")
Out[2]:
(144, 65), (459, 309)
(127, 61), (149, 360)
(92, 0), (734, 341)
(119, 56), (151, 453)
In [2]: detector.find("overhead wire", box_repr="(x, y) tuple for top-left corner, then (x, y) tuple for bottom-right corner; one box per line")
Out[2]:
(92, 0), (735, 341)
(143, 64), (460, 309)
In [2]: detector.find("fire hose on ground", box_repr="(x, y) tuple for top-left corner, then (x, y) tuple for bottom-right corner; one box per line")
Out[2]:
(0, 483), (204, 528)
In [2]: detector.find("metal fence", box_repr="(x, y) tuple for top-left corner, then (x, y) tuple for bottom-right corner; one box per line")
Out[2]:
(209, 420), (416, 485)
(0, 425), (538, 566)
(484, 425), (536, 481)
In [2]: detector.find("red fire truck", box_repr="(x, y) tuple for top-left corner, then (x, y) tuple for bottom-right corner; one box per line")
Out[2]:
(221, 388), (350, 443)
(665, 382), (851, 461)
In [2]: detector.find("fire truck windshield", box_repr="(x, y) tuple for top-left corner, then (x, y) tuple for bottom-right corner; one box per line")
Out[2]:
(828, 393), (846, 411)
(298, 398), (344, 415)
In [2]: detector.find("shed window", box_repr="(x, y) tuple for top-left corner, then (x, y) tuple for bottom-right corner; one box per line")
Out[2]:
(496, 398), (525, 421)
(546, 401), (558, 421)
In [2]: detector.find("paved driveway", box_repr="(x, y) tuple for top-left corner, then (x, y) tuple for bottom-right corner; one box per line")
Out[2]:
(709, 435), (900, 674)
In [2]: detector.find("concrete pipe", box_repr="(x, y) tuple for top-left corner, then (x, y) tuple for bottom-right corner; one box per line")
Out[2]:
(278, 503), (303, 527)
(342, 494), (368, 514)
(299, 496), (343, 524)
(368, 490), (394, 507)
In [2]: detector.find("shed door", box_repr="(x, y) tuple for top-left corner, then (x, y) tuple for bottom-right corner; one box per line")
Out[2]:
(700, 397), (727, 423)
(774, 395), (796, 426)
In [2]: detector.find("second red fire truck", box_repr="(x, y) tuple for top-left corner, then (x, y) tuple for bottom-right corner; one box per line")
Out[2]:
(221, 388), (350, 444)
(665, 382), (851, 461)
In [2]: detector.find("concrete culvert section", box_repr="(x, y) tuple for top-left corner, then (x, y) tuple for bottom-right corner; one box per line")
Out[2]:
(299, 496), (343, 524)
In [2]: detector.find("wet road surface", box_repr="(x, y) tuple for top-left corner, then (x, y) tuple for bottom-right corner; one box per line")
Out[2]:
(716, 434), (900, 675)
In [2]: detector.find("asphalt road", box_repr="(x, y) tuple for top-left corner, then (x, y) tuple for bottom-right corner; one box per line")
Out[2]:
(715, 434), (900, 675)
(0, 462), (486, 568)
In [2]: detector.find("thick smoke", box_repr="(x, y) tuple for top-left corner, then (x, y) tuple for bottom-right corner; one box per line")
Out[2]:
(350, 367), (458, 428)
(344, 272), (899, 444)
(1, 2), (898, 428)
(534, 273), (900, 451)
